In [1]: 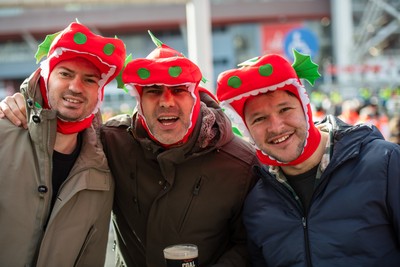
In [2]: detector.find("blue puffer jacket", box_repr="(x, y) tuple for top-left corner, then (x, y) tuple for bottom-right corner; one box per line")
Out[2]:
(243, 115), (400, 267)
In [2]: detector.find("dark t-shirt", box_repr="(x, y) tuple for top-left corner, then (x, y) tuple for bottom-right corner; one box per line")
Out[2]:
(51, 132), (82, 209)
(285, 164), (319, 214)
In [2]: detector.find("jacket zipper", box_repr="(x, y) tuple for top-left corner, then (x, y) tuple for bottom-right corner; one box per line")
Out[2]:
(277, 183), (313, 267)
(193, 176), (202, 195)
(260, 168), (313, 267)
(302, 217), (312, 267)
(280, 184), (313, 267)
(178, 176), (202, 232)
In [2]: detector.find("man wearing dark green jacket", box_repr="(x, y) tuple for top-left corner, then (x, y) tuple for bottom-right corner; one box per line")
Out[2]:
(100, 36), (259, 266)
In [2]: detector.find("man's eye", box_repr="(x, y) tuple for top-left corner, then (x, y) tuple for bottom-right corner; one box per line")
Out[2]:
(145, 89), (162, 95)
(60, 71), (71, 77)
(86, 78), (98, 84)
(172, 88), (187, 94)
(280, 107), (292, 113)
(253, 116), (265, 124)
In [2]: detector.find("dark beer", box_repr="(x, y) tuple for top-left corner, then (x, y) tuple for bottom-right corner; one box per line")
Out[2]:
(164, 244), (198, 267)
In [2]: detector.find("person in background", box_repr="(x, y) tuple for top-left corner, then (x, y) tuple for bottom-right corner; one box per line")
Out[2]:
(338, 98), (360, 125)
(0, 21), (126, 266)
(311, 103), (327, 122)
(357, 101), (390, 140)
(216, 50), (400, 266)
(389, 115), (400, 145)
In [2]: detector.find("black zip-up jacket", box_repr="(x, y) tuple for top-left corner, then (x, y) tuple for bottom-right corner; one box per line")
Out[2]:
(244, 116), (400, 267)
(101, 92), (259, 267)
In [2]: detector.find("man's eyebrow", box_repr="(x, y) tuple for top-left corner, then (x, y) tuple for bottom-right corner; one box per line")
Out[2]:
(57, 66), (73, 72)
(143, 85), (164, 90)
(276, 101), (293, 107)
(57, 66), (100, 79)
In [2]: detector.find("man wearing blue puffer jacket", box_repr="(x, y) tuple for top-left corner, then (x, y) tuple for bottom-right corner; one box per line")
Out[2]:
(217, 51), (400, 267)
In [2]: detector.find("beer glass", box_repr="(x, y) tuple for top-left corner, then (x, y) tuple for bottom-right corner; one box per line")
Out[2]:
(163, 244), (198, 267)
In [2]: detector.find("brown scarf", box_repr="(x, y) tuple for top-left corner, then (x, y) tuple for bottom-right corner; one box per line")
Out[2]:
(197, 103), (218, 148)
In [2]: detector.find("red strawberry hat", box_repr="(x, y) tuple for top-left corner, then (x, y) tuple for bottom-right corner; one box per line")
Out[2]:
(37, 21), (126, 134)
(217, 50), (321, 166)
(122, 31), (203, 147)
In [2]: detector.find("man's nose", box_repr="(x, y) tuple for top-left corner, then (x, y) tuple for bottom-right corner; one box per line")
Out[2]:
(69, 77), (84, 93)
(159, 89), (175, 107)
(267, 114), (284, 133)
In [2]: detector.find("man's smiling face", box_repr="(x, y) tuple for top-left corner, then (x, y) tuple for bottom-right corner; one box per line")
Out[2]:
(244, 90), (307, 163)
(47, 57), (100, 121)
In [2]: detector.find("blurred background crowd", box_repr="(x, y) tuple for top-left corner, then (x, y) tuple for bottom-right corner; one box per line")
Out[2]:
(0, 0), (399, 146)
(310, 87), (400, 144)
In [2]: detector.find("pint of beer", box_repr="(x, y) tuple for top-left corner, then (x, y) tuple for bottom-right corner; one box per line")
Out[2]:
(163, 244), (198, 267)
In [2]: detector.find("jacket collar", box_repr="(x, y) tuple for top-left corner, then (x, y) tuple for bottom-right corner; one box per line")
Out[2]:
(317, 115), (384, 171)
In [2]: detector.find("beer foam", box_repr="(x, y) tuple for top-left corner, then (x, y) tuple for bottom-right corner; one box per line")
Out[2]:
(163, 244), (198, 260)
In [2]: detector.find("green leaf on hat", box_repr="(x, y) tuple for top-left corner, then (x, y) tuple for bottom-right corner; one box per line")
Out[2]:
(148, 30), (163, 48)
(147, 29), (208, 85)
(237, 56), (260, 67)
(34, 31), (61, 63)
(232, 126), (243, 137)
(116, 53), (133, 93)
(34, 102), (42, 109)
(291, 49), (321, 86)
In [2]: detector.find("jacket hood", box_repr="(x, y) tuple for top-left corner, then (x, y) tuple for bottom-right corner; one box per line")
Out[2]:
(198, 89), (235, 148)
